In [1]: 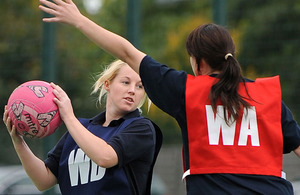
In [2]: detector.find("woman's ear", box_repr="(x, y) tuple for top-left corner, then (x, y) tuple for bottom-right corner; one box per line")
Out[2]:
(190, 56), (200, 76)
(104, 80), (110, 91)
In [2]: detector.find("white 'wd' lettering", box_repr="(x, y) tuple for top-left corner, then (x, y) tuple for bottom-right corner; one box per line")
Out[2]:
(206, 105), (260, 146)
(68, 148), (106, 186)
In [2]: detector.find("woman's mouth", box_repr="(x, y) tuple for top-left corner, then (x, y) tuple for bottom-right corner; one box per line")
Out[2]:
(124, 97), (134, 103)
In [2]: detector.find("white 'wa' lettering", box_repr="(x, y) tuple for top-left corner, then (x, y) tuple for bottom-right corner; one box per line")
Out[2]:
(206, 105), (260, 146)
(68, 148), (106, 186)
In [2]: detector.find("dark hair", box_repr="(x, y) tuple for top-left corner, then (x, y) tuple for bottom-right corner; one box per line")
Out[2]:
(186, 23), (250, 124)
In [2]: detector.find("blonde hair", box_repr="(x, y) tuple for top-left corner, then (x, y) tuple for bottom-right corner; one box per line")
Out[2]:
(91, 59), (151, 111)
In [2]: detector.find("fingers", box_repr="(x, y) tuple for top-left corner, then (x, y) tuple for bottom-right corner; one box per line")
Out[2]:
(50, 82), (63, 95)
(40, 0), (81, 26)
(64, 0), (74, 4)
(39, 1), (60, 22)
(3, 109), (13, 134)
(50, 82), (68, 103)
(50, 82), (58, 88)
(3, 105), (7, 123)
(6, 116), (12, 131)
(10, 124), (19, 137)
(50, 82), (56, 89)
(3, 105), (23, 140)
(50, 82), (60, 101)
(39, 0), (72, 15)
(52, 0), (70, 5)
(3, 105), (11, 129)
(40, 0), (68, 8)
(39, 0), (59, 12)
(39, 0), (65, 23)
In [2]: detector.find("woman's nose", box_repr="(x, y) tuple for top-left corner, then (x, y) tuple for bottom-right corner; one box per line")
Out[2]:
(128, 85), (135, 94)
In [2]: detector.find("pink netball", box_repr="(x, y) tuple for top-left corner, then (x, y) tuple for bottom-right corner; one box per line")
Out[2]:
(7, 80), (62, 138)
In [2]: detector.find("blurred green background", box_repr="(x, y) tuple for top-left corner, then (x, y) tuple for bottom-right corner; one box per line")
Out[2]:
(1, 0), (300, 165)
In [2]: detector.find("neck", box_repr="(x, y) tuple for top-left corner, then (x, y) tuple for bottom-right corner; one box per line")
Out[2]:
(103, 107), (123, 127)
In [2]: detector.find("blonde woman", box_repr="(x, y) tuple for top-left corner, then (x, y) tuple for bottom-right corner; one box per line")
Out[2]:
(3, 60), (162, 195)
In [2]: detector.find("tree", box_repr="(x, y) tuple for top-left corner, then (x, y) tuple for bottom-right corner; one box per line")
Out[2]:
(229, 0), (300, 118)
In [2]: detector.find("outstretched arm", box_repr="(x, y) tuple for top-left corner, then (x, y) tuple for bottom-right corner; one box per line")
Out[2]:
(39, 0), (146, 73)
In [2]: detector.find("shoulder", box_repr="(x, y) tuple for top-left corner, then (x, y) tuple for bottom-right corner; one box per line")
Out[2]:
(129, 117), (160, 130)
(131, 117), (153, 125)
(125, 117), (156, 132)
(139, 55), (187, 117)
(140, 55), (187, 80)
(123, 117), (162, 142)
(130, 117), (163, 146)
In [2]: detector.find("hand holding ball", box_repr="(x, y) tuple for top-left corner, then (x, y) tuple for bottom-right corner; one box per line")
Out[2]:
(7, 80), (62, 138)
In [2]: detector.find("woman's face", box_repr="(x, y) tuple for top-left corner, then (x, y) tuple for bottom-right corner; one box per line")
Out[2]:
(105, 65), (145, 115)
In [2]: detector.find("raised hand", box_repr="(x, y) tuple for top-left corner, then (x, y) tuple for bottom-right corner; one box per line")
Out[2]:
(39, 0), (84, 27)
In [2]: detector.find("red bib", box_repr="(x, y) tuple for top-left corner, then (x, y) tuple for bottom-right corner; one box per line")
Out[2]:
(185, 75), (282, 177)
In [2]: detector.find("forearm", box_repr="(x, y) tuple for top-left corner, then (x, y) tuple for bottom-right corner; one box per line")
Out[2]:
(13, 141), (57, 191)
(64, 115), (118, 168)
(74, 15), (145, 73)
(50, 83), (117, 167)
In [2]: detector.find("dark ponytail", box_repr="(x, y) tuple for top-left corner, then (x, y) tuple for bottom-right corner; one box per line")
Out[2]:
(186, 23), (250, 124)
(210, 55), (250, 124)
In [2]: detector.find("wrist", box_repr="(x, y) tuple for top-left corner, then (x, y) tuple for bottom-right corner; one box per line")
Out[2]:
(75, 14), (88, 30)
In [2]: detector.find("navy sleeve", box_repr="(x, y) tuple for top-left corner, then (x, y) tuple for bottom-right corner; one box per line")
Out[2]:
(108, 118), (155, 167)
(44, 132), (68, 177)
(140, 55), (187, 118)
(281, 101), (300, 153)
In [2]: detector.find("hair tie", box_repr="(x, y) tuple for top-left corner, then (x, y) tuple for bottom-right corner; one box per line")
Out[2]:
(224, 53), (233, 60)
